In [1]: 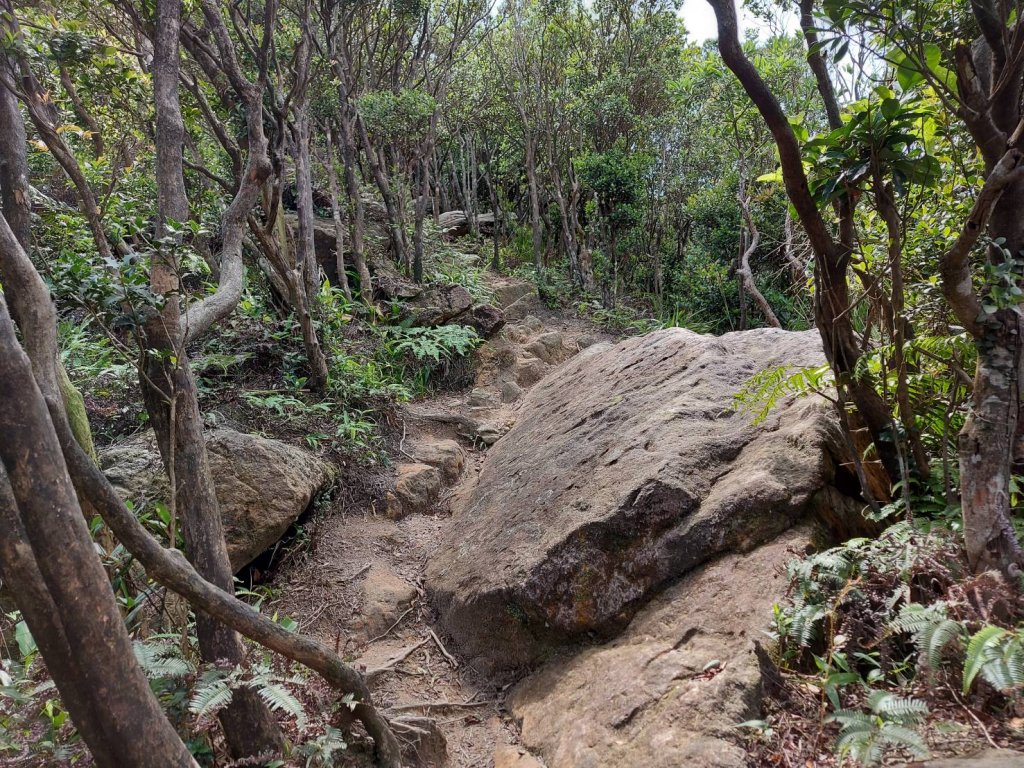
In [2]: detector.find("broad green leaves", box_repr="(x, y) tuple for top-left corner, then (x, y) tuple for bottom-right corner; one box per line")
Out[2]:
(802, 90), (941, 205)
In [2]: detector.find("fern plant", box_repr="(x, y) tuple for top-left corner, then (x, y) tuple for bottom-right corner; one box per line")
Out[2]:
(963, 624), (1024, 694)
(831, 689), (930, 766)
(187, 661), (308, 729)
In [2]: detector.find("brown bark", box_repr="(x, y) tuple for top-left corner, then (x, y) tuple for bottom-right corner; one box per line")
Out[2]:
(149, 0), (284, 756)
(287, 28), (330, 392)
(324, 124), (354, 301)
(709, 0), (901, 490)
(53, 403), (403, 768)
(58, 66), (104, 159)
(332, 115), (372, 301)
(525, 133), (543, 270)
(0, 282), (196, 768)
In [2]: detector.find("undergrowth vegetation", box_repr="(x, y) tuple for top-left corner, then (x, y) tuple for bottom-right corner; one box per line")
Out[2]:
(745, 508), (1024, 765)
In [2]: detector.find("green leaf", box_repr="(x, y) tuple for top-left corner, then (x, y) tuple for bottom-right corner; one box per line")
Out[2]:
(963, 625), (1007, 694)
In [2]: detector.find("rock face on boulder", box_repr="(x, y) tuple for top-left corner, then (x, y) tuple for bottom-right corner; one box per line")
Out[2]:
(100, 429), (336, 571)
(511, 528), (810, 768)
(425, 327), (861, 676)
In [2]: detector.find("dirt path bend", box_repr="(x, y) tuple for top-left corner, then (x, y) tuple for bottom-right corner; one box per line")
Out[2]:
(273, 278), (610, 767)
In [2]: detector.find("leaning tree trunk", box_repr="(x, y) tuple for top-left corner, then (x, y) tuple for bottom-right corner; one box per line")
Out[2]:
(0, 281), (196, 768)
(0, 41), (96, 460)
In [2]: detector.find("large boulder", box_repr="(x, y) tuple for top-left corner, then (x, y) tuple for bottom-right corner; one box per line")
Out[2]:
(100, 428), (336, 571)
(510, 528), (810, 768)
(425, 327), (862, 676)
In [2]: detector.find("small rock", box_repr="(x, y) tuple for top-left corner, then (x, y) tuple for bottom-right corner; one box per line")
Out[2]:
(391, 463), (442, 517)
(504, 294), (546, 321)
(575, 334), (599, 349)
(523, 340), (553, 363)
(515, 356), (548, 387)
(383, 491), (403, 518)
(475, 424), (503, 446)
(523, 315), (544, 332)
(493, 281), (535, 309)
(360, 566), (417, 638)
(505, 325), (529, 343)
(495, 744), (545, 768)
(459, 303), (505, 339)
(408, 284), (473, 326)
(410, 439), (466, 484)
(468, 388), (498, 408)
(499, 380), (523, 403)
(535, 332), (569, 362)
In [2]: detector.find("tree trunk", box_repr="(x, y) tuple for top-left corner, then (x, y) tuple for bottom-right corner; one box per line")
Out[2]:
(290, 90), (330, 392)
(0, 286), (195, 768)
(324, 124), (353, 301)
(149, 0), (284, 757)
(333, 115), (372, 302)
(0, 40), (96, 462)
(525, 134), (543, 270)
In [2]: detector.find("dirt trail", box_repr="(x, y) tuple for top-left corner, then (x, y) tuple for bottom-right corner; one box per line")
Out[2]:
(273, 277), (609, 767)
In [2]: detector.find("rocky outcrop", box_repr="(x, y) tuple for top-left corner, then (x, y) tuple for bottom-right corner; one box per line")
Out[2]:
(510, 529), (810, 768)
(425, 327), (862, 676)
(100, 429), (336, 571)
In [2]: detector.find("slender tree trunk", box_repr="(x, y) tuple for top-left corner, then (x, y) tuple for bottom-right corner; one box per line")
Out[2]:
(413, 154), (429, 283)
(525, 134), (542, 270)
(334, 116), (372, 301)
(149, 1), (284, 757)
(290, 83), (330, 392)
(324, 125), (353, 301)
(736, 182), (780, 328)
(485, 146), (501, 272)
(355, 115), (407, 267)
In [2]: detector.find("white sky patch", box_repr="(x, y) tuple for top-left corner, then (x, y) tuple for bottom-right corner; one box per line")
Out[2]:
(680, 0), (800, 43)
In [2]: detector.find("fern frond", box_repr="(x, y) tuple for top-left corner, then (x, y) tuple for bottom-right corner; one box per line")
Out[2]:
(963, 625), (1009, 694)
(189, 670), (233, 719)
(255, 682), (308, 730)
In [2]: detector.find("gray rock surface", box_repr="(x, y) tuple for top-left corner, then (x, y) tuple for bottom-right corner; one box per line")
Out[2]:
(511, 529), (810, 768)
(100, 429), (335, 571)
(426, 327), (861, 676)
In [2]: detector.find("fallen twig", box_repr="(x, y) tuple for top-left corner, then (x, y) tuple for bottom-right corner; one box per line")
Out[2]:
(948, 684), (1000, 750)
(386, 699), (493, 713)
(367, 605), (416, 644)
(428, 628), (459, 669)
(366, 639), (429, 684)
(341, 563), (372, 583)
